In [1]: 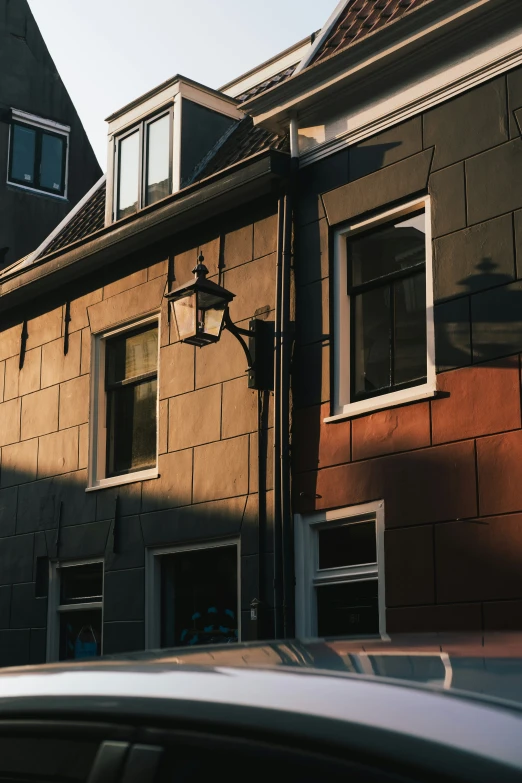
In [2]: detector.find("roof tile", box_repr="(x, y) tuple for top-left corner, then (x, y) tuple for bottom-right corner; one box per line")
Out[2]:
(45, 183), (106, 255)
(312, 0), (432, 64)
(235, 65), (296, 103)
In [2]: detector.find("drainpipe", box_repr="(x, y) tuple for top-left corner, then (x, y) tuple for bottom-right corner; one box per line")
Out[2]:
(272, 118), (298, 639)
(273, 193), (284, 639)
(281, 117), (299, 638)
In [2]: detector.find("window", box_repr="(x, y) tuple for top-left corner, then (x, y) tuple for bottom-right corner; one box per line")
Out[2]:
(146, 542), (240, 649)
(330, 198), (435, 420)
(47, 561), (103, 662)
(8, 111), (69, 197)
(90, 318), (159, 489)
(295, 502), (385, 639)
(114, 109), (172, 220)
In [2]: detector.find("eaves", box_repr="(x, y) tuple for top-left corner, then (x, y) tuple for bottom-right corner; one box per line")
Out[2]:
(0, 149), (289, 315)
(243, 0), (518, 131)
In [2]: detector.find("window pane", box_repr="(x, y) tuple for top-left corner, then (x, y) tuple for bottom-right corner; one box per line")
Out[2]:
(317, 580), (378, 637)
(40, 132), (65, 192)
(160, 546), (238, 648)
(318, 521), (376, 570)
(59, 608), (102, 661)
(107, 378), (157, 475)
(146, 114), (170, 205)
(394, 271), (427, 386)
(10, 123), (36, 184)
(60, 562), (103, 605)
(106, 325), (158, 385)
(349, 211), (425, 287)
(117, 130), (139, 219)
(353, 286), (391, 396)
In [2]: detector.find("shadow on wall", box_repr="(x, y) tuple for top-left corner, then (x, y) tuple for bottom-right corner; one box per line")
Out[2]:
(436, 257), (522, 370)
(0, 458), (275, 667)
(293, 433), (522, 635)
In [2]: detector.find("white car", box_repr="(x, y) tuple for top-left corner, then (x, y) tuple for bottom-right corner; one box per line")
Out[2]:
(0, 634), (521, 782)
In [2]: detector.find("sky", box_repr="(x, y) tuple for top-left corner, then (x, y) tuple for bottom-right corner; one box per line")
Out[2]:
(27, 0), (336, 169)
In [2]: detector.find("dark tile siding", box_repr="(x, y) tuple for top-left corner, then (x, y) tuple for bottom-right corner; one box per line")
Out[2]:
(293, 64), (522, 633)
(0, 0), (102, 267)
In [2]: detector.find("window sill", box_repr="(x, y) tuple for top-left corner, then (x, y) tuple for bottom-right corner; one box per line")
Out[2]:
(325, 383), (436, 422)
(86, 468), (159, 492)
(7, 180), (68, 200)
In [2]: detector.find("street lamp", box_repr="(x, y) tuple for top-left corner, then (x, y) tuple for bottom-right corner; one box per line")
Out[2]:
(165, 254), (273, 390)
(166, 255), (234, 348)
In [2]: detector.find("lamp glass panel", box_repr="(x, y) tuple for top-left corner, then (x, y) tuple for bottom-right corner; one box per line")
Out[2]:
(198, 290), (228, 310)
(173, 293), (197, 340)
(203, 305), (226, 338)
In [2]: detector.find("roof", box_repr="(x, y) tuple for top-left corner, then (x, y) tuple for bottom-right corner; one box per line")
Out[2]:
(196, 117), (288, 179)
(20, 119), (286, 266)
(45, 180), (106, 255)
(310, 0), (433, 65)
(235, 66), (297, 103)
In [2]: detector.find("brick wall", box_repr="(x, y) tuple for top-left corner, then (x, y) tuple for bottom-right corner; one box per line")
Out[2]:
(0, 199), (279, 665)
(293, 66), (522, 633)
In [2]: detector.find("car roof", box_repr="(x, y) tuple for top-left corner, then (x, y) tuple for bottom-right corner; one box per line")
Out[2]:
(5, 633), (522, 710)
(0, 659), (521, 782)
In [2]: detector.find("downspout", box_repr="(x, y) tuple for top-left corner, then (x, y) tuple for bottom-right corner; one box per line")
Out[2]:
(273, 194), (284, 639)
(273, 117), (298, 640)
(281, 117), (298, 638)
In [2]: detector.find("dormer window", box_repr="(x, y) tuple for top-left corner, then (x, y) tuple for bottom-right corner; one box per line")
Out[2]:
(106, 78), (243, 226)
(115, 109), (172, 220)
(8, 109), (69, 198)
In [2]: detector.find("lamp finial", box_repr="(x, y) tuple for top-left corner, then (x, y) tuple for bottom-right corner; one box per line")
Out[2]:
(192, 252), (208, 280)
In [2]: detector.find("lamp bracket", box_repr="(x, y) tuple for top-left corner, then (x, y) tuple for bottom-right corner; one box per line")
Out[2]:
(223, 308), (273, 390)
(223, 306), (254, 370)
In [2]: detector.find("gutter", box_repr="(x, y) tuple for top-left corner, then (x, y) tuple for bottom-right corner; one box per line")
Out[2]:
(242, 0), (516, 130)
(0, 149), (290, 315)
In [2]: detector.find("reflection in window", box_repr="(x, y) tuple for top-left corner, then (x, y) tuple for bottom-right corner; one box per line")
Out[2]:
(9, 121), (66, 195)
(315, 517), (379, 637)
(348, 211), (427, 401)
(146, 113), (170, 205)
(160, 545), (238, 647)
(117, 130), (140, 219)
(40, 133), (66, 192)
(319, 521), (376, 570)
(60, 562), (103, 604)
(105, 324), (158, 476)
(317, 580), (379, 637)
(10, 124), (36, 184)
(57, 562), (103, 661)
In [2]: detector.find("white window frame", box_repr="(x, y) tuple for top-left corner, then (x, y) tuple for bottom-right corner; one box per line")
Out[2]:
(7, 108), (70, 200)
(112, 105), (174, 222)
(327, 196), (435, 422)
(145, 539), (241, 649)
(295, 501), (386, 640)
(46, 558), (104, 663)
(88, 313), (160, 491)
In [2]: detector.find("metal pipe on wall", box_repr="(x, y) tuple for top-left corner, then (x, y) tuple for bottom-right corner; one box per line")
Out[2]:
(272, 192), (285, 639)
(277, 116), (299, 639)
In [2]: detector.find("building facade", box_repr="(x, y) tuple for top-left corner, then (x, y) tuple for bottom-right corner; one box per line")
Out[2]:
(0, 0), (101, 267)
(0, 0), (522, 666)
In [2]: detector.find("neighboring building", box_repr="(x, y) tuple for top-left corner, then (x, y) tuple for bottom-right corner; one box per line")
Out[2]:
(0, 0), (522, 666)
(0, 0), (101, 267)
